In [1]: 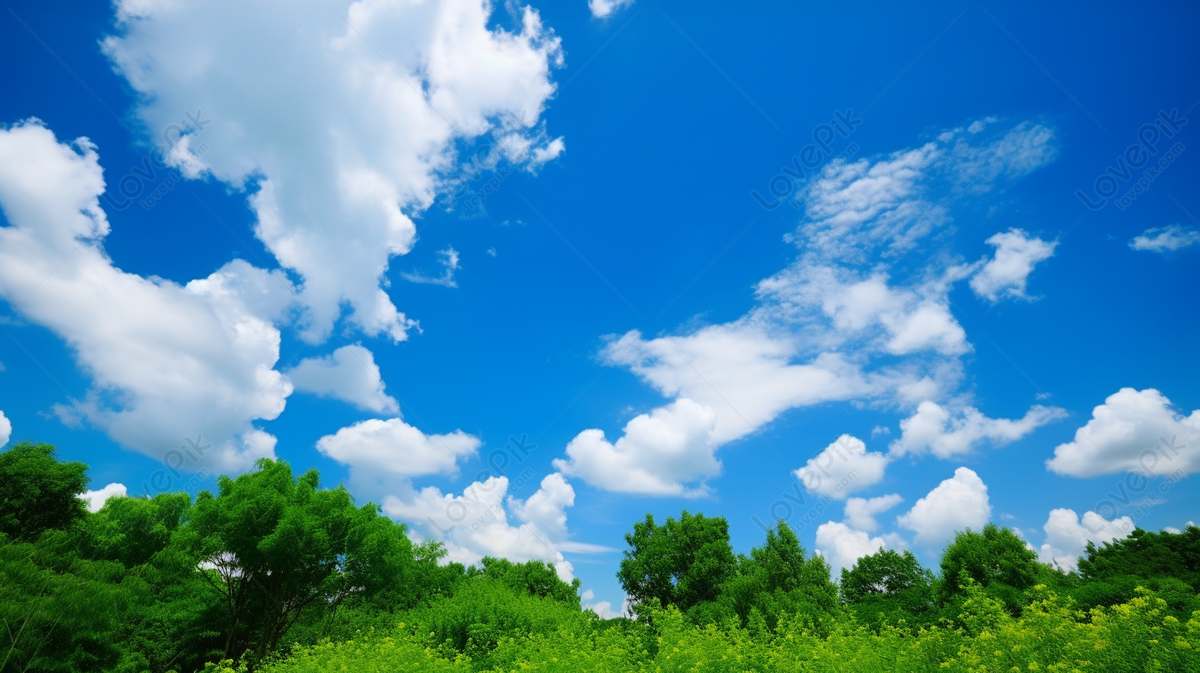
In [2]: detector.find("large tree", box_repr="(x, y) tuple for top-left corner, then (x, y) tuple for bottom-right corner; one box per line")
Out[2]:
(0, 442), (89, 541)
(618, 511), (735, 614)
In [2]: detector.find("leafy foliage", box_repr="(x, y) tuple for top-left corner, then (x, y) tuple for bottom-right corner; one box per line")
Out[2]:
(3, 443), (1199, 673)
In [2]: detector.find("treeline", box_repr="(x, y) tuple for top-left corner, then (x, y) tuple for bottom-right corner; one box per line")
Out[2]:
(1, 442), (1198, 672)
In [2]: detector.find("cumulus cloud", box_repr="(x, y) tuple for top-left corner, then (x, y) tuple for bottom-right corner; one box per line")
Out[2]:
(384, 472), (584, 582)
(402, 247), (461, 288)
(969, 229), (1057, 302)
(316, 417), (480, 481)
(104, 0), (564, 343)
(0, 121), (294, 473)
(1046, 388), (1200, 478)
(815, 521), (889, 578)
(897, 467), (991, 545)
(288, 344), (398, 414)
(0, 410), (9, 447)
(553, 398), (719, 497)
(79, 483), (127, 513)
(1129, 224), (1200, 253)
(794, 435), (889, 500)
(589, 0), (635, 18)
(1038, 508), (1133, 572)
(890, 400), (1066, 459)
(843, 493), (903, 532)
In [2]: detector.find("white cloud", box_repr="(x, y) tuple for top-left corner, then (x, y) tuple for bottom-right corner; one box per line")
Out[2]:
(969, 228), (1057, 302)
(0, 121), (294, 473)
(104, 0), (564, 343)
(794, 435), (889, 500)
(589, 0), (635, 18)
(844, 493), (903, 532)
(815, 521), (889, 578)
(0, 410), (9, 447)
(554, 398), (719, 497)
(402, 247), (461, 288)
(288, 344), (398, 414)
(79, 483), (127, 513)
(897, 467), (991, 545)
(890, 400), (1065, 459)
(556, 121), (1057, 497)
(1046, 388), (1200, 478)
(586, 599), (625, 619)
(316, 417), (479, 480)
(1129, 224), (1200, 253)
(383, 472), (583, 582)
(1037, 508), (1133, 572)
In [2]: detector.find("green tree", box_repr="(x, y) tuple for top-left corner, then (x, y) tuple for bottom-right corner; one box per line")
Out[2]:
(617, 511), (735, 614)
(940, 523), (1043, 613)
(183, 458), (415, 664)
(476, 557), (582, 606)
(842, 549), (932, 603)
(714, 521), (841, 631)
(0, 442), (89, 541)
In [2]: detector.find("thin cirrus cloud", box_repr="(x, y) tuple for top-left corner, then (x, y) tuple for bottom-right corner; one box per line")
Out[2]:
(1128, 224), (1200, 253)
(556, 120), (1060, 497)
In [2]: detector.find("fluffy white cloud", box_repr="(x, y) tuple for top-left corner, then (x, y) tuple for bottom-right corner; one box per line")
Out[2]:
(589, 0), (635, 18)
(288, 344), (398, 414)
(897, 467), (991, 545)
(1037, 508), (1133, 572)
(316, 417), (480, 479)
(0, 121), (294, 473)
(794, 435), (889, 500)
(0, 410), (9, 447)
(969, 229), (1057, 302)
(104, 0), (564, 343)
(603, 329), (884, 447)
(843, 493), (903, 532)
(815, 521), (888, 577)
(554, 398), (719, 497)
(384, 473), (583, 581)
(79, 483), (127, 513)
(890, 400), (1065, 458)
(1129, 224), (1200, 253)
(1046, 388), (1200, 477)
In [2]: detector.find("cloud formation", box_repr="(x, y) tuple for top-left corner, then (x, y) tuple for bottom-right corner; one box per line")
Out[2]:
(843, 493), (904, 532)
(79, 483), (128, 513)
(316, 417), (480, 480)
(384, 472), (583, 581)
(104, 0), (564, 342)
(1046, 388), (1200, 477)
(0, 121), (294, 472)
(0, 410), (9, 447)
(890, 400), (1065, 459)
(794, 435), (889, 500)
(1037, 508), (1133, 572)
(288, 344), (399, 414)
(1129, 224), (1200, 253)
(969, 228), (1057, 302)
(553, 398), (719, 497)
(897, 467), (991, 545)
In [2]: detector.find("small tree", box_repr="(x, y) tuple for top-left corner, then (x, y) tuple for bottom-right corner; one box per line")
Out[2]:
(939, 523), (1042, 613)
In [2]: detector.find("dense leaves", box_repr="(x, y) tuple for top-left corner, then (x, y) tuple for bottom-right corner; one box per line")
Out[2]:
(3, 443), (1199, 673)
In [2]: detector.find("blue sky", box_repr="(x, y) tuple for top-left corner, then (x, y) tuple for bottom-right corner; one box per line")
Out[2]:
(1, 0), (1198, 616)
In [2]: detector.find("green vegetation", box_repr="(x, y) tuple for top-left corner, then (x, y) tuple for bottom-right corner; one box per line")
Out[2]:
(2, 443), (1198, 672)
